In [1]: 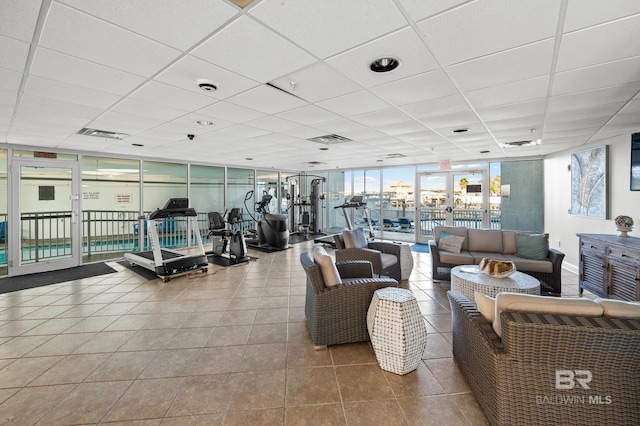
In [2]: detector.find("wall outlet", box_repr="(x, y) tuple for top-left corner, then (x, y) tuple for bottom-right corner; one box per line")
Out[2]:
(557, 240), (561, 247)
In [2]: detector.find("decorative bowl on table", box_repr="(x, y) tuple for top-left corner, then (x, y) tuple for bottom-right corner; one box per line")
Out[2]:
(614, 215), (634, 237)
(479, 258), (516, 278)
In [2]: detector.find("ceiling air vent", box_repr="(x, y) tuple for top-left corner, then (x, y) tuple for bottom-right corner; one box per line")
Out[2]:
(385, 153), (407, 159)
(307, 161), (325, 165)
(307, 134), (352, 145)
(77, 128), (129, 140)
(503, 140), (541, 148)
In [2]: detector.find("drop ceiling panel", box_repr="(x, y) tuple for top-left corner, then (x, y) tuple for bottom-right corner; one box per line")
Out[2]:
(0, 68), (22, 92)
(545, 102), (626, 123)
(24, 75), (122, 109)
(351, 108), (414, 127)
(111, 98), (189, 122)
(377, 121), (427, 136)
(448, 39), (554, 91)
(166, 113), (235, 133)
(552, 56), (640, 96)
(192, 16), (316, 83)
(155, 55), (259, 100)
(326, 27), (439, 88)
(545, 116), (611, 132)
(465, 76), (549, 109)
(198, 102), (265, 124)
(0, 0), (42, 41)
(245, 116), (299, 132)
(477, 99), (547, 122)
(58, 0), (239, 50)
(400, 94), (472, 119)
(19, 94), (103, 119)
(130, 80), (215, 110)
(270, 62), (361, 103)
(547, 83), (640, 113)
(371, 69), (458, 105)
(0, 90), (18, 107)
(398, 0), (472, 22)
(563, 0), (640, 32)
(250, 0), (408, 59)
(0, 35), (30, 72)
(40, 3), (181, 77)
(317, 90), (391, 116)
(227, 85), (306, 115)
(419, 111), (480, 130)
(310, 118), (367, 134)
(218, 124), (270, 138)
(16, 106), (89, 127)
(419, 0), (560, 65)
(30, 48), (146, 96)
(276, 105), (341, 126)
(556, 14), (640, 71)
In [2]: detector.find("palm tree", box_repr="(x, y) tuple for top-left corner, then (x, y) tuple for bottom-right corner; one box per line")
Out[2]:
(459, 177), (468, 192)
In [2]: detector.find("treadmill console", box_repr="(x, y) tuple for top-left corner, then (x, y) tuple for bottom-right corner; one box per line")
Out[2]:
(150, 198), (197, 219)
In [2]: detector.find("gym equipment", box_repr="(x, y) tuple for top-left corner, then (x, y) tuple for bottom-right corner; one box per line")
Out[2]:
(124, 198), (208, 281)
(244, 191), (289, 251)
(207, 208), (249, 264)
(286, 174), (326, 239)
(313, 195), (375, 245)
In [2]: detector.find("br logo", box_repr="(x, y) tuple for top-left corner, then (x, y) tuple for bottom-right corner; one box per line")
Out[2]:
(556, 370), (592, 390)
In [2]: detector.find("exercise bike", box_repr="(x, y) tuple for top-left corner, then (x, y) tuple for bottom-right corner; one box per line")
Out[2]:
(206, 208), (249, 264)
(244, 190), (289, 251)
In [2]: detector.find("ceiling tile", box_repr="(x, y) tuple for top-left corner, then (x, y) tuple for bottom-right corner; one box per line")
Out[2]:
(192, 16), (316, 83)
(552, 56), (640, 96)
(270, 62), (361, 103)
(130, 80), (216, 110)
(420, 111), (481, 131)
(400, 94), (472, 119)
(250, 0), (408, 59)
(465, 76), (549, 109)
(398, 0), (472, 22)
(448, 39), (554, 91)
(111, 98), (189, 121)
(563, 0), (640, 32)
(155, 55), (259, 100)
(226, 85), (306, 115)
(30, 48), (146, 95)
(24, 75), (122, 109)
(0, 0), (42, 41)
(16, 106), (89, 127)
(351, 108), (414, 127)
(326, 27), (440, 88)
(419, 0), (560, 65)
(547, 83), (640, 113)
(0, 89), (18, 107)
(19, 94), (103, 119)
(477, 99), (547, 122)
(371, 69), (458, 105)
(40, 2), (180, 77)
(0, 68), (22, 92)
(245, 116), (299, 132)
(317, 90), (390, 116)
(276, 105), (341, 126)
(198, 101), (265, 124)
(0, 35), (30, 72)
(58, 0), (238, 50)
(557, 14), (640, 71)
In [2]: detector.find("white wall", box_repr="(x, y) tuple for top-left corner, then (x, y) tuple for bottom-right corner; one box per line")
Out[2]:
(544, 133), (640, 273)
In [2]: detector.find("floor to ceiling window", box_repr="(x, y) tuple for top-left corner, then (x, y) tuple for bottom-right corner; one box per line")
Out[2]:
(0, 150), (6, 275)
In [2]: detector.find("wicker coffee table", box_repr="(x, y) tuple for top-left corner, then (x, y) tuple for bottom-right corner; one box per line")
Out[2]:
(451, 265), (540, 306)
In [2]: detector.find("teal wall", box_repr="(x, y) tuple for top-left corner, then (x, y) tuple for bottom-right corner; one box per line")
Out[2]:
(501, 160), (544, 232)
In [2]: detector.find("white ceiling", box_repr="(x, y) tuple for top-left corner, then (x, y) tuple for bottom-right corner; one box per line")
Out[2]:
(1, 0), (639, 171)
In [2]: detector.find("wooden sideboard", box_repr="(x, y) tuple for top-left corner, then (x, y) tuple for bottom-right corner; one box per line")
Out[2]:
(578, 233), (640, 301)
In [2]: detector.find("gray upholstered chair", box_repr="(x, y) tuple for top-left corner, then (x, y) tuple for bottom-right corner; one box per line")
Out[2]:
(301, 249), (397, 348)
(334, 228), (402, 281)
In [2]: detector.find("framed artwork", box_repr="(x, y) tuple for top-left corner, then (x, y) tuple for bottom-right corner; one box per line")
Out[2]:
(631, 133), (640, 191)
(570, 145), (607, 219)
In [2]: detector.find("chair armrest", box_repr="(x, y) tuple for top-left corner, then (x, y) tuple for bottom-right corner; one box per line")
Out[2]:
(428, 240), (441, 258)
(335, 248), (383, 273)
(547, 248), (565, 270)
(336, 260), (374, 279)
(368, 241), (402, 257)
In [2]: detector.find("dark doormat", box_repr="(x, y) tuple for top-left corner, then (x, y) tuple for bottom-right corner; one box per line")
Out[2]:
(207, 255), (258, 267)
(117, 261), (159, 280)
(246, 243), (289, 253)
(0, 263), (117, 294)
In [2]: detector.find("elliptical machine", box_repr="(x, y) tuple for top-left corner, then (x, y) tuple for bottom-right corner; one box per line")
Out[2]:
(244, 190), (289, 251)
(207, 208), (249, 264)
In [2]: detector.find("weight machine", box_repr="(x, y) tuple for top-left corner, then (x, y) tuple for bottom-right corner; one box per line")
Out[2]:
(124, 198), (208, 282)
(286, 174), (326, 239)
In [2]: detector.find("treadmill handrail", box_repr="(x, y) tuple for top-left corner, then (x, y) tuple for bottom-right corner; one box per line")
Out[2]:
(149, 207), (197, 219)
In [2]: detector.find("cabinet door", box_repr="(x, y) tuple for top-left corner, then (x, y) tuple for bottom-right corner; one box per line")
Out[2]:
(580, 253), (606, 297)
(609, 262), (640, 301)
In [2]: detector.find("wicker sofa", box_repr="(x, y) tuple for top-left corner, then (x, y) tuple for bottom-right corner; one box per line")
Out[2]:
(429, 226), (565, 295)
(301, 251), (397, 347)
(448, 291), (640, 426)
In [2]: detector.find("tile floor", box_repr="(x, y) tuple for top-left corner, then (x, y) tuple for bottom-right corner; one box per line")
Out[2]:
(0, 240), (580, 425)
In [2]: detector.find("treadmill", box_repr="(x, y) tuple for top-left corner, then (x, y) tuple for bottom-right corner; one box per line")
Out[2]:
(313, 195), (375, 246)
(124, 198), (208, 281)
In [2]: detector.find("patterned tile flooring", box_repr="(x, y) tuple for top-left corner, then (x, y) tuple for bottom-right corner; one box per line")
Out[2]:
(0, 240), (580, 425)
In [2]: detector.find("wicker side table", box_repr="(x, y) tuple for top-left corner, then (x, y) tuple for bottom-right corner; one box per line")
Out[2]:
(399, 243), (414, 280)
(366, 287), (427, 375)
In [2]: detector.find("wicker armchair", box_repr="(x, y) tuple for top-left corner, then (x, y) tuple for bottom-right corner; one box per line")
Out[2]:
(301, 251), (398, 348)
(448, 291), (640, 426)
(333, 229), (402, 281)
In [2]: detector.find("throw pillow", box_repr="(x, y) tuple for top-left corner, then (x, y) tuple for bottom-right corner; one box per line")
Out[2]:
(312, 246), (342, 287)
(474, 291), (495, 323)
(343, 228), (367, 249)
(492, 293), (603, 337)
(594, 298), (640, 319)
(438, 230), (465, 254)
(515, 233), (549, 260)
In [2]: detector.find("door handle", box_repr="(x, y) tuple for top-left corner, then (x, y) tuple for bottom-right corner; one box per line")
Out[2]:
(445, 206), (453, 213)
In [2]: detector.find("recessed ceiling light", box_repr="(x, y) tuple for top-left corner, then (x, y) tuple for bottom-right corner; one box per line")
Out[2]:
(319, 147), (329, 151)
(131, 143), (144, 147)
(377, 159), (384, 162)
(502, 139), (541, 148)
(245, 157), (253, 160)
(370, 57), (399, 73)
(452, 128), (469, 133)
(196, 120), (213, 126)
(197, 79), (217, 92)
(480, 150), (490, 154)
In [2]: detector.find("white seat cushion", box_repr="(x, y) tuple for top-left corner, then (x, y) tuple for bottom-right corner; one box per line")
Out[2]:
(594, 298), (640, 319)
(312, 246), (342, 287)
(380, 253), (398, 269)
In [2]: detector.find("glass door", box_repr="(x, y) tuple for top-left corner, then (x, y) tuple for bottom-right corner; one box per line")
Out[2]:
(416, 172), (452, 244)
(415, 170), (488, 244)
(9, 159), (81, 276)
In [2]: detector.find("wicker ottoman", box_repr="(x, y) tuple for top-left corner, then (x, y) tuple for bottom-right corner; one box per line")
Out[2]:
(366, 287), (427, 375)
